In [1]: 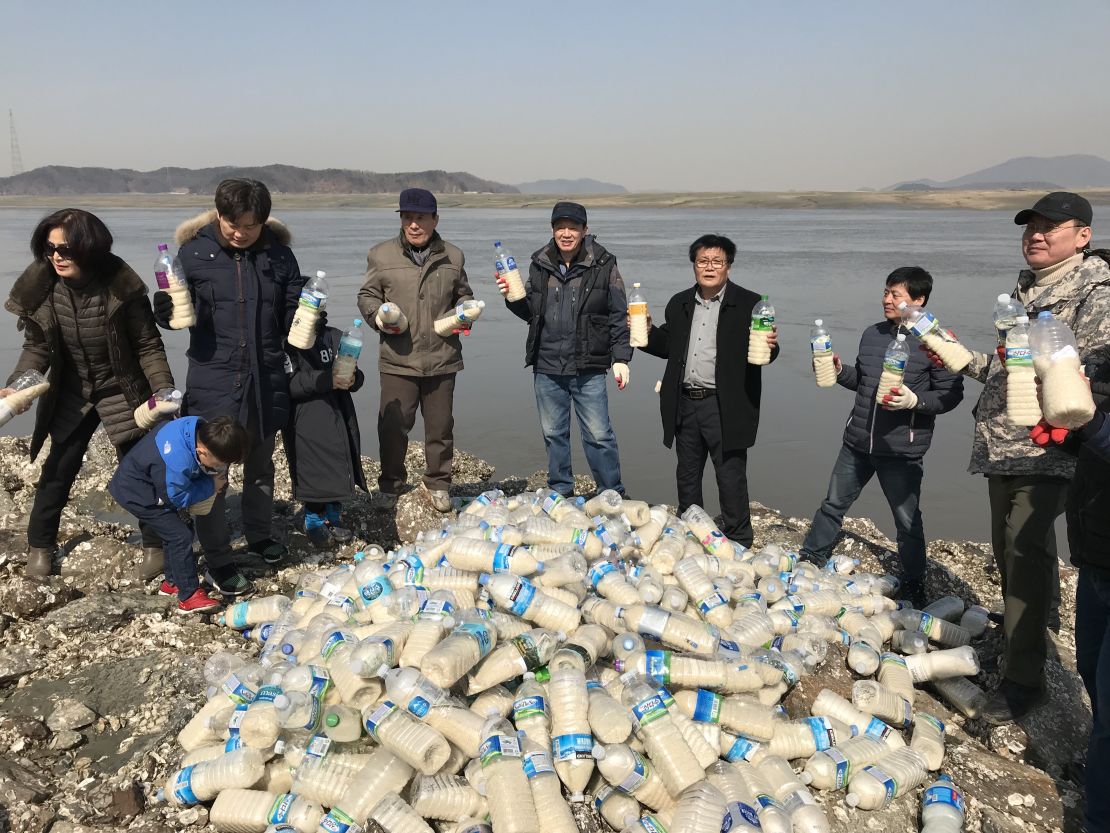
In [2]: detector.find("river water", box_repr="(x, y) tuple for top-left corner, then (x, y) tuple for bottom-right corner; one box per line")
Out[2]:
(0, 205), (1065, 548)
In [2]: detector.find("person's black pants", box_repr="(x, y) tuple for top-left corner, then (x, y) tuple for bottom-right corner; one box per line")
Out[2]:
(28, 408), (161, 549)
(674, 391), (753, 548)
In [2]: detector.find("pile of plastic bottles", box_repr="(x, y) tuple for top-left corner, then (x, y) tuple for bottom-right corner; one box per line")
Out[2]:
(159, 489), (972, 833)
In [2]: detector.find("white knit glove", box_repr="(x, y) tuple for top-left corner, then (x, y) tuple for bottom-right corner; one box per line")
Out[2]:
(883, 386), (918, 410)
(374, 309), (407, 335)
(612, 363), (630, 390)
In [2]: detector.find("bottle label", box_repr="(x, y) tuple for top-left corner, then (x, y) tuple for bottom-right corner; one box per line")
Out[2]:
(697, 591), (728, 615)
(862, 764), (898, 806)
(480, 733), (522, 765)
(507, 578), (537, 616)
(825, 746), (851, 788)
(522, 748), (556, 778)
(588, 560), (618, 588)
(504, 256), (518, 271)
(636, 606), (671, 640)
(1006, 346), (1033, 368)
(299, 288), (325, 310)
(717, 638), (740, 657)
(420, 598), (454, 617)
(805, 716), (837, 750)
(769, 635), (785, 651)
(700, 530), (726, 554)
(306, 732), (332, 758)
(629, 302), (648, 316)
(864, 717), (895, 741)
(321, 629), (355, 660)
(760, 654), (798, 687)
(491, 544), (515, 572)
(224, 734), (242, 752)
(568, 528), (589, 547)
(405, 696), (430, 718)
(811, 335), (832, 354)
(305, 666), (330, 700)
(751, 314), (775, 332)
(541, 492), (565, 515)
(639, 817), (668, 833)
(268, 793), (296, 824)
(552, 732), (594, 761)
(254, 622), (274, 642)
(511, 633), (542, 668)
(359, 575), (393, 604)
(693, 689), (721, 723)
(617, 752), (649, 793)
(917, 712), (945, 735)
(455, 622), (494, 658)
(319, 809), (364, 833)
(594, 785), (614, 810)
(513, 695), (547, 721)
(171, 765), (198, 805)
(721, 802), (761, 833)
(373, 638), (396, 668)
(882, 355), (908, 373)
(918, 612), (936, 637)
(228, 601), (251, 629)
(923, 784), (965, 812)
(227, 703), (248, 730)
(756, 793), (785, 812)
(363, 700), (397, 738)
(631, 694), (668, 728)
(221, 673), (256, 705)
(725, 735), (761, 762)
(644, 650), (672, 684)
(155, 271), (170, 290)
(908, 311), (938, 338)
(325, 594), (356, 619)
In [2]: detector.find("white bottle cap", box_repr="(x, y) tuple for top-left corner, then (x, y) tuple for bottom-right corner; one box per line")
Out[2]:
(316, 270), (326, 279)
(814, 319), (823, 326)
(633, 282), (641, 288)
(998, 293), (1011, 303)
(591, 744), (606, 760)
(896, 334), (907, 342)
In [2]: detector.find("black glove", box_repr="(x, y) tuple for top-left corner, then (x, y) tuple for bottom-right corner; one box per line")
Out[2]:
(152, 291), (174, 327)
(316, 310), (329, 334)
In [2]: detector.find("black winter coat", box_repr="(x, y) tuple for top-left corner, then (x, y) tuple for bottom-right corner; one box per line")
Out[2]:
(172, 211), (304, 437)
(281, 327), (367, 503)
(639, 281), (777, 453)
(505, 236), (632, 373)
(1066, 379), (1110, 571)
(837, 321), (964, 458)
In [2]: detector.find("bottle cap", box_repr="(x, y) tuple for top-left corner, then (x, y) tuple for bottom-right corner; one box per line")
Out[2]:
(633, 282), (641, 288)
(896, 334), (906, 342)
(325, 712), (340, 728)
(591, 744), (606, 760)
(494, 241), (502, 247)
(814, 319), (823, 326)
(1038, 311), (1052, 319)
(273, 694), (289, 710)
(316, 270), (326, 279)
(998, 293), (1011, 303)
(354, 318), (363, 326)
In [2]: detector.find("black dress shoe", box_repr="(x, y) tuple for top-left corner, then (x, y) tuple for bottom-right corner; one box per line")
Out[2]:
(982, 679), (1048, 725)
(901, 578), (929, 611)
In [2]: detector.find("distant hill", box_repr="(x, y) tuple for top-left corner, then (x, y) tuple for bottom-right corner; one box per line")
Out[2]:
(0, 164), (519, 196)
(890, 154), (1110, 191)
(515, 178), (627, 194)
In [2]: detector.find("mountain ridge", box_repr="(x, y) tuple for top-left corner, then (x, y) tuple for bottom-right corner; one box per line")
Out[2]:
(890, 154), (1110, 191)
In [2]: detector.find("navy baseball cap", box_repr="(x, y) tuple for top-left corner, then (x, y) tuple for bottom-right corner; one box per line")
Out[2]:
(1014, 191), (1093, 226)
(551, 201), (588, 226)
(397, 188), (438, 214)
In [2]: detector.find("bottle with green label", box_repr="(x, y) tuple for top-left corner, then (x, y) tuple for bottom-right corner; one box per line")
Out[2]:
(747, 295), (775, 365)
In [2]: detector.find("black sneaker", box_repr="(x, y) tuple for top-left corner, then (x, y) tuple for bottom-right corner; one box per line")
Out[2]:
(982, 679), (1048, 725)
(247, 538), (288, 566)
(203, 566), (254, 597)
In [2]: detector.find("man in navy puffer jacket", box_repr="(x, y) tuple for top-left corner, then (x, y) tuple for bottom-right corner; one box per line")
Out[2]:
(799, 267), (964, 607)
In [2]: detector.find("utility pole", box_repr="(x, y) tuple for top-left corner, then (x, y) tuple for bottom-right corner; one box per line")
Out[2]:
(9, 110), (23, 176)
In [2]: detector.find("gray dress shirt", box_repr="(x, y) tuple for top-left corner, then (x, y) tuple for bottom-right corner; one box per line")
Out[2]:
(683, 288), (723, 388)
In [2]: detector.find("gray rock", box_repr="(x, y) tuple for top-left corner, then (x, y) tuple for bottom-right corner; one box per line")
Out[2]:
(59, 536), (133, 592)
(0, 576), (65, 619)
(49, 729), (85, 750)
(0, 647), (42, 685)
(0, 754), (52, 802)
(39, 590), (172, 632)
(47, 699), (97, 732)
(109, 781), (144, 819)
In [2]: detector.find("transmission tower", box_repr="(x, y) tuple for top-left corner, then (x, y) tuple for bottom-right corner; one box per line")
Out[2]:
(9, 110), (23, 176)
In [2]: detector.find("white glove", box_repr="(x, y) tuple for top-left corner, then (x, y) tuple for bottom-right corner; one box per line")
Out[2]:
(883, 386), (918, 410)
(612, 363), (630, 390)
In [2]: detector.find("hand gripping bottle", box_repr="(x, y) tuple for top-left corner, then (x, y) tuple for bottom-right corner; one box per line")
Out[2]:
(1005, 315), (1042, 426)
(670, 780), (728, 833)
(434, 299), (486, 337)
(993, 293), (1024, 342)
(620, 674), (704, 796)
(672, 557), (732, 627)
(377, 302), (410, 334)
(592, 743), (674, 811)
(910, 712), (946, 771)
(852, 680), (912, 729)
(801, 735), (890, 792)
(811, 319), (837, 387)
(161, 747), (266, 805)
(513, 672), (551, 749)
(898, 301), (973, 373)
(921, 774), (966, 833)
(400, 590), (458, 669)
(521, 734), (578, 833)
(483, 573), (581, 634)
(467, 628), (561, 694)
(844, 747), (929, 810)
(369, 792), (436, 833)
(628, 283), (650, 348)
(875, 333), (910, 403)
(410, 773), (487, 822)
(332, 319), (364, 387)
(548, 666), (595, 799)
(904, 646), (980, 683)
(219, 596), (292, 630)
(1030, 310), (1097, 428)
(133, 387), (183, 431)
(478, 716), (541, 833)
(361, 698), (452, 775)
(747, 295), (775, 366)
(494, 241), (527, 302)
(288, 271), (328, 350)
(420, 609), (498, 688)
(755, 755), (829, 833)
(0, 369), (50, 427)
(153, 243), (196, 329)
(319, 748), (415, 831)
(209, 789), (323, 832)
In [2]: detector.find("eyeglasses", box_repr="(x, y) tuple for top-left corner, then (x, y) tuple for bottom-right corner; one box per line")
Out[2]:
(1022, 222), (1083, 238)
(43, 242), (75, 261)
(695, 259), (728, 269)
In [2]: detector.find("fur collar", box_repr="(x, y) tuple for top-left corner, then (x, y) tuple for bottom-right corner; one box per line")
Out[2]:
(4, 255), (147, 318)
(174, 209), (293, 247)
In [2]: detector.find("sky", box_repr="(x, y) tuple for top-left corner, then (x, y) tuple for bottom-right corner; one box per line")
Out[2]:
(3, 0), (1110, 192)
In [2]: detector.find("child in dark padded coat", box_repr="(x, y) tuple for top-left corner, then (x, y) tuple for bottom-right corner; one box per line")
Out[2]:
(282, 325), (367, 546)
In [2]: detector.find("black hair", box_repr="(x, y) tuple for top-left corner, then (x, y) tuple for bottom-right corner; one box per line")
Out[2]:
(197, 416), (250, 465)
(688, 234), (737, 265)
(214, 178), (272, 223)
(886, 266), (933, 304)
(30, 209), (113, 269)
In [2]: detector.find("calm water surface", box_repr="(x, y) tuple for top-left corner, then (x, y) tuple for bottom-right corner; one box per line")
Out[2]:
(0, 206), (1066, 547)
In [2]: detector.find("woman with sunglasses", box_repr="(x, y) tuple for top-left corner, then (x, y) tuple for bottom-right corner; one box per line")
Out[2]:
(3, 208), (175, 579)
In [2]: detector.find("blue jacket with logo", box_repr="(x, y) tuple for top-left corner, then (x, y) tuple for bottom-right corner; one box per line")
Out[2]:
(109, 416), (215, 515)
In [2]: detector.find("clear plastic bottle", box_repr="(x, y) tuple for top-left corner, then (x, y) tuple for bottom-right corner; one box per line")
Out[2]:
(811, 319), (837, 387)
(483, 573), (581, 634)
(332, 319), (364, 387)
(672, 689), (778, 741)
(288, 271), (329, 350)
(177, 695), (237, 751)
(621, 604), (719, 654)
(588, 560), (642, 606)
(420, 610), (498, 688)
(494, 241), (527, 302)
(513, 672), (551, 750)
(911, 712), (946, 771)
(519, 515), (603, 558)
(930, 676), (985, 719)
(1004, 316), (1042, 426)
(447, 538), (542, 575)
(0, 369), (49, 427)
(895, 610), (971, 648)
(133, 387), (184, 431)
(548, 666), (595, 799)
(670, 780), (728, 833)
(620, 675), (703, 796)
(153, 243), (196, 329)
(673, 557), (732, 627)
(361, 699), (451, 775)
(521, 734), (579, 833)
(369, 792), (436, 833)
(921, 774), (966, 833)
(592, 743), (673, 811)
(922, 595), (964, 622)
(209, 789), (323, 833)
(852, 680), (912, 729)
(875, 333), (910, 403)
(904, 646), (980, 683)
(434, 299), (486, 337)
(628, 283), (650, 348)
(161, 747), (266, 805)
(400, 590), (458, 669)
(705, 762), (764, 833)
(478, 716), (540, 833)
(756, 755), (829, 833)
(320, 748), (415, 830)
(959, 605), (991, 638)
(219, 596), (292, 630)
(467, 628), (561, 693)
(877, 652), (916, 704)
(1029, 310), (1096, 429)
(322, 703), (363, 742)
(377, 302), (410, 334)
(993, 293), (1024, 340)
(680, 506), (737, 559)
(587, 674), (633, 744)
(747, 295), (775, 366)
(409, 774), (487, 821)
(801, 735), (889, 791)
(844, 747), (929, 810)
(551, 623), (610, 672)
(730, 760), (792, 833)
(891, 629), (930, 655)
(898, 301), (973, 373)
(767, 716), (852, 760)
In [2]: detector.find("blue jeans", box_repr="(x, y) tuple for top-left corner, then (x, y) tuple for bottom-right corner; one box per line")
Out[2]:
(801, 444), (926, 581)
(129, 509), (199, 600)
(534, 372), (624, 496)
(1077, 566), (1110, 833)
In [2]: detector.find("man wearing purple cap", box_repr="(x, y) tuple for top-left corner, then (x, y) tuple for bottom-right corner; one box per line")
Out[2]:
(944, 191), (1110, 723)
(357, 188), (474, 512)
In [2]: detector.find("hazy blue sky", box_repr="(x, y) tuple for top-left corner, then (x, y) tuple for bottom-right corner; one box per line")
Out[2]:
(3, 0), (1109, 191)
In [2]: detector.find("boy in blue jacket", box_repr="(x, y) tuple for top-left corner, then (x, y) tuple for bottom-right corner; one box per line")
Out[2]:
(109, 415), (249, 614)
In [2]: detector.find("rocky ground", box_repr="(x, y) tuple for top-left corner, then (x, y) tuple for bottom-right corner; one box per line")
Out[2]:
(0, 431), (1091, 833)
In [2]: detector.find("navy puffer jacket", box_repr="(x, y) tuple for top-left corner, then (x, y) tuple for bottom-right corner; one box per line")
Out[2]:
(172, 210), (305, 437)
(838, 320), (964, 458)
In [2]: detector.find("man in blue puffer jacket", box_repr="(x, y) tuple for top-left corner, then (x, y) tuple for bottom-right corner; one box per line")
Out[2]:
(799, 267), (964, 607)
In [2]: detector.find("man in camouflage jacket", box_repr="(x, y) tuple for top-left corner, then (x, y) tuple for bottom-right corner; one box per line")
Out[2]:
(956, 192), (1110, 724)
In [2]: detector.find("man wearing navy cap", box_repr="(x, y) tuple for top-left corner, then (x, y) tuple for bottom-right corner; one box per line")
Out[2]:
(357, 188), (474, 512)
(497, 201), (631, 498)
(942, 191), (1110, 723)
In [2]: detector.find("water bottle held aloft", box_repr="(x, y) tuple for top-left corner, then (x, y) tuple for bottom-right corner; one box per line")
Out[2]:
(1029, 310), (1096, 429)
(747, 295), (774, 366)
(154, 243), (196, 329)
(434, 300), (486, 338)
(875, 333), (909, 404)
(811, 319), (836, 388)
(494, 241), (527, 302)
(1004, 315), (1041, 427)
(288, 271), (329, 350)
(333, 319), (364, 387)
(628, 283), (649, 348)
(897, 301), (972, 373)
(992, 294), (1024, 343)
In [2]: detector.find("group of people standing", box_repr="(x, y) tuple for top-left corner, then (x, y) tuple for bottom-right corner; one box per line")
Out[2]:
(3, 181), (1109, 830)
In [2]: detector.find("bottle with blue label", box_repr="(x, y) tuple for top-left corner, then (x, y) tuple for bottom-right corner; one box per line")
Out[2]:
(845, 746), (929, 810)
(210, 788), (324, 831)
(1005, 315), (1041, 426)
(160, 747), (267, 805)
(812, 319), (837, 387)
(876, 333), (909, 404)
(522, 733), (579, 833)
(399, 589), (459, 669)
(513, 672), (552, 750)
(332, 319), (364, 386)
(898, 301), (973, 372)
(467, 627), (562, 694)
(921, 775), (965, 833)
(420, 609), (499, 689)
(801, 735), (889, 791)
(494, 241), (527, 301)
(592, 742), (673, 810)
(619, 674), (704, 795)
(359, 697), (451, 776)
(548, 666), (595, 800)
(479, 715), (540, 833)
(288, 271), (329, 350)
(756, 755), (827, 832)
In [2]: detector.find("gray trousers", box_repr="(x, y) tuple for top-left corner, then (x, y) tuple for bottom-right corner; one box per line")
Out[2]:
(987, 474), (1067, 688)
(378, 372), (456, 493)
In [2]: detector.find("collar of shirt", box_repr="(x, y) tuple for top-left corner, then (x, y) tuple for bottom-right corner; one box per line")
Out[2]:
(694, 286), (725, 308)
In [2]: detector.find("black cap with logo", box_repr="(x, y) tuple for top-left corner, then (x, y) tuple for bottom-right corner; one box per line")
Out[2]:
(1014, 191), (1093, 226)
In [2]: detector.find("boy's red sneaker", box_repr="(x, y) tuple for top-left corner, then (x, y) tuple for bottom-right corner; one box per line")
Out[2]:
(158, 580), (178, 597)
(177, 588), (222, 615)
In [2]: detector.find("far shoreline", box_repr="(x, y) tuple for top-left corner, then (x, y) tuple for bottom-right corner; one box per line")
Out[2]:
(2, 188), (1109, 212)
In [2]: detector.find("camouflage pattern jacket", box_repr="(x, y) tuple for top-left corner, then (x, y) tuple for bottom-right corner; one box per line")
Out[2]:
(966, 253), (1110, 477)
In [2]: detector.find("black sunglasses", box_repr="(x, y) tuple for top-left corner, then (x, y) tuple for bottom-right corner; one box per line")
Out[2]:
(43, 242), (76, 261)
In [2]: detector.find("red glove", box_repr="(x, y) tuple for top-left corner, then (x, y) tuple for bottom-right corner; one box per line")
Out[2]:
(920, 344), (943, 369)
(1029, 419), (1070, 447)
(996, 344), (1006, 365)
